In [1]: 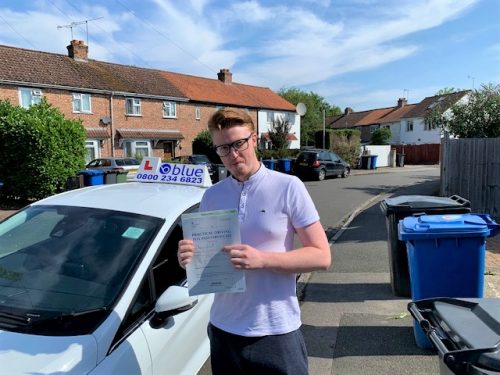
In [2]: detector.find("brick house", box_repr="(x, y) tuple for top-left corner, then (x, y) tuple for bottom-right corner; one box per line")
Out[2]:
(0, 40), (298, 163)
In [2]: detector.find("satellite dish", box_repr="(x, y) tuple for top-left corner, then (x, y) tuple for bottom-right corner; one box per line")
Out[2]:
(296, 102), (307, 116)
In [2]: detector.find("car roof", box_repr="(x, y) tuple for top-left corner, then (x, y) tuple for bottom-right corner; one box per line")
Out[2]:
(32, 182), (206, 220)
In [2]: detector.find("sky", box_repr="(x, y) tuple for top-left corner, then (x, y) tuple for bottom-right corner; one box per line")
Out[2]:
(0, 0), (498, 111)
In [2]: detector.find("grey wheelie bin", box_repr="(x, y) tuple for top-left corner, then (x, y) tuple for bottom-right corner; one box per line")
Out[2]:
(380, 195), (471, 297)
(409, 297), (500, 374)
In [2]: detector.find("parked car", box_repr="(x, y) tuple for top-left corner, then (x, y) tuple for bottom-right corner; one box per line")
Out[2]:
(171, 154), (216, 181)
(293, 149), (350, 181)
(0, 175), (213, 374)
(85, 157), (141, 181)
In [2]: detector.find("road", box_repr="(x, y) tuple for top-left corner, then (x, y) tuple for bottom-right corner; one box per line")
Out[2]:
(198, 166), (440, 374)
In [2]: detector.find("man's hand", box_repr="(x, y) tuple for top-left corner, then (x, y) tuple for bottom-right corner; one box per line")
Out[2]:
(223, 244), (265, 270)
(178, 239), (195, 269)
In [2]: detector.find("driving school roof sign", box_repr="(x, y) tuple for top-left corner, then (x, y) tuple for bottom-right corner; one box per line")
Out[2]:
(135, 157), (212, 188)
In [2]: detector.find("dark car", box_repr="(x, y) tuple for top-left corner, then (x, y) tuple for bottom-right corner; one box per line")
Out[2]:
(293, 149), (350, 181)
(171, 154), (215, 180)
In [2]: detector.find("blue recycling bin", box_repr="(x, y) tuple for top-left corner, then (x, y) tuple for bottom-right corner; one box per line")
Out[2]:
(399, 213), (499, 349)
(263, 159), (276, 170)
(369, 155), (378, 169)
(77, 170), (105, 186)
(278, 159), (292, 173)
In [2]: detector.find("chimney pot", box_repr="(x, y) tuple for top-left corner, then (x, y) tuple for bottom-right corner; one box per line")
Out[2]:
(217, 68), (232, 84)
(67, 39), (88, 62)
(397, 97), (407, 107)
(344, 107), (353, 115)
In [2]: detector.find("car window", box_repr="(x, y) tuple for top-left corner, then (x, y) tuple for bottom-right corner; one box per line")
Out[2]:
(0, 205), (163, 335)
(330, 152), (340, 162)
(87, 160), (99, 168)
(297, 152), (315, 162)
(319, 151), (331, 161)
(191, 155), (209, 164)
(124, 159), (140, 166)
(115, 159), (125, 166)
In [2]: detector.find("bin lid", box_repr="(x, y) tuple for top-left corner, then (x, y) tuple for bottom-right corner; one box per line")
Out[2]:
(412, 298), (500, 371)
(380, 195), (470, 214)
(398, 213), (492, 240)
(77, 169), (105, 176)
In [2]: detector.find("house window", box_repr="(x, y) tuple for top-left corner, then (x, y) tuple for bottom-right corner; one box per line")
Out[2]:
(195, 106), (201, 120)
(267, 111), (275, 123)
(406, 120), (414, 132)
(19, 87), (42, 108)
(85, 140), (99, 163)
(126, 98), (141, 116)
(73, 93), (92, 113)
(163, 101), (177, 118)
(124, 140), (150, 158)
(369, 125), (379, 133)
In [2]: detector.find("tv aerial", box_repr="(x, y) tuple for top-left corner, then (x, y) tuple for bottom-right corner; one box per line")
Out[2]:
(57, 17), (103, 45)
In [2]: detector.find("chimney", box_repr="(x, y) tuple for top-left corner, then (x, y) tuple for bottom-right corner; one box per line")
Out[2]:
(344, 107), (353, 115)
(217, 68), (232, 84)
(397, 97), (407, 107)
(67, 40), (88, 62)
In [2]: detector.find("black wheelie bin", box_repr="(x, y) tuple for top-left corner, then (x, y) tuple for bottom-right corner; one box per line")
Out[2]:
(409, 297), (500, 374)
(380, 195), (471, 297)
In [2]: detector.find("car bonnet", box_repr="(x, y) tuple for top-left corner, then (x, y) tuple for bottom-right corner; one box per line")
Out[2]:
(0, 329), (97, 374)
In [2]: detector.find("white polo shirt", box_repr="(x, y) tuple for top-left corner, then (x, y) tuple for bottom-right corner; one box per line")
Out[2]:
(200, 164), (320, 336)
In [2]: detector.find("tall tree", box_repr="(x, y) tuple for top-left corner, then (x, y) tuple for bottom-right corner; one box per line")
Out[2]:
(268, 116), (292, 150)
(278, 87), (341, 147)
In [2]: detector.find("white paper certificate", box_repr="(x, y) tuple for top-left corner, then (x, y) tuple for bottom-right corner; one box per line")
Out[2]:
(181, 209), (246, 296)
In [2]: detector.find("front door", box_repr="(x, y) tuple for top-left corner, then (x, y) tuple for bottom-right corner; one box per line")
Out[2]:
(163, 141), (174, 160)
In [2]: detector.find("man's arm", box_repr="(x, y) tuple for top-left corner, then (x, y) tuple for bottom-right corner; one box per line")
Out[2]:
(223, 221), (331, 273)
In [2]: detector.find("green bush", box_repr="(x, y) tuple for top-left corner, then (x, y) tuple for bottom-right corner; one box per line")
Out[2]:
(371, 127), (391, 145)
(0, 99), (86, 200)
(329, 129), (361, 168)
(257, 149), (300, 160)
(192, 130), (221, 164)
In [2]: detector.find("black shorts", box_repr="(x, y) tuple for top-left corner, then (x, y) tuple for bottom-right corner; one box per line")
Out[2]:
(207, 323), (308, 375)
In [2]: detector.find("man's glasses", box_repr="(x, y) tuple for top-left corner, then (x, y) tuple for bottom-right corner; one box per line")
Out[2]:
(214, 134), (253, 157)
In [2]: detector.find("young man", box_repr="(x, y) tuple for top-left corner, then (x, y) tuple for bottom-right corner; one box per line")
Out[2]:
(178, 108), (331, 374)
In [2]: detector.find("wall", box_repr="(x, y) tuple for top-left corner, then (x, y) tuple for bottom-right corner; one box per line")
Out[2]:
(257, 110), (300, 149)
(361, 145), (391, 167)
(400, 117), (441, 144)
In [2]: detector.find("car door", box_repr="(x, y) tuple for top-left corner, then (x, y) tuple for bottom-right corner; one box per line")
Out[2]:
(330, 152), (344, 175)
(91, 211), (212, 375)
(319, 151), (334, 176)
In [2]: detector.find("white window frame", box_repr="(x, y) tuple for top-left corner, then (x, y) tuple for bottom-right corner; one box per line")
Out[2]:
(126, 98), (141, 116)
(72, 93), (92, 113)
(162, 101), (177, 118)
(195, 106), (201, 120)
(18, 87), (42, 108)
(85, 140), (99, 163)
(124, 140), (151, 158)
(406, 120), (414, 132)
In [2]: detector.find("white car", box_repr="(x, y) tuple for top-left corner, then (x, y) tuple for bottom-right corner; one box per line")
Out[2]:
(0, 159), (214, 374)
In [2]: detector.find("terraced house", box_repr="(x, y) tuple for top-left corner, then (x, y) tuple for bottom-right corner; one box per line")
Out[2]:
(0, 40), (299, 163)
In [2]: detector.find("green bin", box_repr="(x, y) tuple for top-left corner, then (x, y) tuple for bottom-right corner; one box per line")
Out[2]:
(116, 171), (129, 183)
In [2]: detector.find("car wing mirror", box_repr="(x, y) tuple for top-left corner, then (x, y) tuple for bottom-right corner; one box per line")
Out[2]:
(150, 285), (198, 328)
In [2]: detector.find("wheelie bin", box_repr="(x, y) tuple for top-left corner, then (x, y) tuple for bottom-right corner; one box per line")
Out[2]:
(278, 159), (292, 173)
(399, 213), (499, 349)
(116, 171), (129, 183)
(369, 155), (378, 170)
(380, 195), (471, 297)
(77, 170), (105, 186)
(263, 159), (276, 170)
(409, 297), (500, 374)
(105, 171), (118, 184)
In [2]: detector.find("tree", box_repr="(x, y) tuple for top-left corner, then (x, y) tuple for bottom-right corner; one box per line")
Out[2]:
(370, 127), (392, 145)
(268, 116), (291, 150)
(192, 130), (221, 163)
(278, 87), (341, 147)
(0, 99), (86, 201)
(435, 87), (461, 95)
(441, 84), (500, 138)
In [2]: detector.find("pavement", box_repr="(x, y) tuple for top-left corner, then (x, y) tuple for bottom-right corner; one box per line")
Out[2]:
(298, 166), (500, 374)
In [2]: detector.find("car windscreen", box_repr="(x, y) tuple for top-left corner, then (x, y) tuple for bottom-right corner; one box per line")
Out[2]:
(0, 205), (163, 335)
(191, 155), (210, 164)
